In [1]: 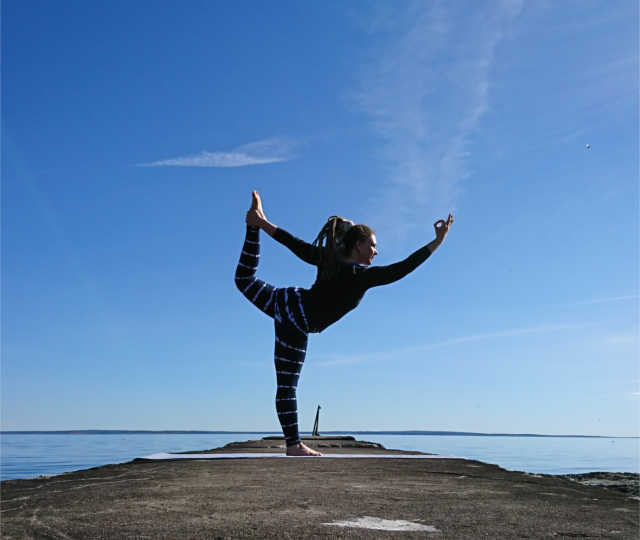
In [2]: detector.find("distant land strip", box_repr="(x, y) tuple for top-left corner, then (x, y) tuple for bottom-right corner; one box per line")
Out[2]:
(1, 430), (636, 438)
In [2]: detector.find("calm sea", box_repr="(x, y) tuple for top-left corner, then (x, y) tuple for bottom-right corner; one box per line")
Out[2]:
(1, 432), (638, 481)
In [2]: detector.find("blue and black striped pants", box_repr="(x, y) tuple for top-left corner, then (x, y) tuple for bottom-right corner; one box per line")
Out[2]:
(234, 226), (310, 446)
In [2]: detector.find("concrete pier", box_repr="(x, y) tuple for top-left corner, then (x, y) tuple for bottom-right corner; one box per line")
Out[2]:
(2, 437), (638, 538)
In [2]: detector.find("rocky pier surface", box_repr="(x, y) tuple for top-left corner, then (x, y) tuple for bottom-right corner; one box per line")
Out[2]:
(2, 436), (638, 538)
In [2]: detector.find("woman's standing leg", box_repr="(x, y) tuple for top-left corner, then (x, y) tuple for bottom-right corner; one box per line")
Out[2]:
(273, 288), (322, 456)
(273, 311), (307, 446)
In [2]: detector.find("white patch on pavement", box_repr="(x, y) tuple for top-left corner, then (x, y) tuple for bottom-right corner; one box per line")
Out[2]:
(140, 452), (458, 460)
(323, 516), (440, 532)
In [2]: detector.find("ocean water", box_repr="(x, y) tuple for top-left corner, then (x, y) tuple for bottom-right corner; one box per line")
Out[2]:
(1, 432), (638, 481)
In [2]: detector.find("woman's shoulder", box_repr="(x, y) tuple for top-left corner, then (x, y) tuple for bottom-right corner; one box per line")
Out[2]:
(337, 260), (368, 279)
(315, 258), (361, 281)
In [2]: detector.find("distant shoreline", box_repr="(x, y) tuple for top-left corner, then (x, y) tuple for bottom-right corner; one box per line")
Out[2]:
(2, 430), (637, 438)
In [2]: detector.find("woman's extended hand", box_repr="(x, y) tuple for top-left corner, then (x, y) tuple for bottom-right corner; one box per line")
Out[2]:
(434, 213), (454, 244)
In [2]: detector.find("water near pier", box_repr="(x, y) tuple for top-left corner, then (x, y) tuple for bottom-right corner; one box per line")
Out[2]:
(1, 431), (638, 481)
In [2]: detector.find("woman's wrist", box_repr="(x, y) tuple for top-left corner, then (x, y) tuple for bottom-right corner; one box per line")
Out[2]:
(260, 218), (277, 237)
(427, 237), (442, 252)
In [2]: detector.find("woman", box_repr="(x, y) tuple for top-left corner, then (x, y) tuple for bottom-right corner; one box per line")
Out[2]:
(235, 190), (453, 456)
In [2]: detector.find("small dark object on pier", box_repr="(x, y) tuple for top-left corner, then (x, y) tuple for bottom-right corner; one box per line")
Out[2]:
(312, 405), (321, 436)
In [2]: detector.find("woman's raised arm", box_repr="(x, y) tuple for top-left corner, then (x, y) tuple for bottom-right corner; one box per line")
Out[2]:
(361, 214), (454, 288)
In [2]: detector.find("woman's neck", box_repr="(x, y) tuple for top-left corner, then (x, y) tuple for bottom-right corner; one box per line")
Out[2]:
(342, 252), (364, 265)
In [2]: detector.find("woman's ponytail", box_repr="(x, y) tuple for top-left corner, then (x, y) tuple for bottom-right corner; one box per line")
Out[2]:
(313, 216), (353, 280)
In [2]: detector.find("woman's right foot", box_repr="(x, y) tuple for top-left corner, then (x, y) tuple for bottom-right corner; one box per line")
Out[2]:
(286, 442), (323, 457)
(251, 190), (263, 213)
(246, 190), (266, 227)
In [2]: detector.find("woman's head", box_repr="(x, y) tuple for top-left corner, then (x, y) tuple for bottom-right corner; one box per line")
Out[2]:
(313, 217), (377, 278)
(343, 224), (377, 265)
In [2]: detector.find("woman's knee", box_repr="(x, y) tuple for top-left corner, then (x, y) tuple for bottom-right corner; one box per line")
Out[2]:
(234, 274), (252, 293)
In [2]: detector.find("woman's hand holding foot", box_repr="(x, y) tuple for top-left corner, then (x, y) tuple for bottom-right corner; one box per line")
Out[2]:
(246, 190), (277, 236)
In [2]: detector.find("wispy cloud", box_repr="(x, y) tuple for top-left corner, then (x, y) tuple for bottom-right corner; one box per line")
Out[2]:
(138, 137), (296, 167)
(576, 54), (639, 118)
(604, 334), (639, 346)
(559, 295), (639, 307)
(554, 127), (589, 145)
(352, 1), (524, 243)
(318, 322), (579, 367)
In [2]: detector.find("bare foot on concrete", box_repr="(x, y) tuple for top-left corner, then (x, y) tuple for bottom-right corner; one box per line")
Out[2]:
(286, 442), (323, 457)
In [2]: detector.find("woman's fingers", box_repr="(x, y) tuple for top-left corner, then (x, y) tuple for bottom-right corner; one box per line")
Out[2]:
(434, 214), (454, 230)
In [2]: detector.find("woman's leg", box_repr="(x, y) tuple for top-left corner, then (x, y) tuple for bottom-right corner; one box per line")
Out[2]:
(273, 315), (307, 446)
(234, 226), (276, 317)
(273, 289), (322, 456)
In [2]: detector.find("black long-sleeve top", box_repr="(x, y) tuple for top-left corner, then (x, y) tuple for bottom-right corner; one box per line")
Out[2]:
(273, 227), (433, 332)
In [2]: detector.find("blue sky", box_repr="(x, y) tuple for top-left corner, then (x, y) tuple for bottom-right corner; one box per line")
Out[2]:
(2, 1), (638, 436)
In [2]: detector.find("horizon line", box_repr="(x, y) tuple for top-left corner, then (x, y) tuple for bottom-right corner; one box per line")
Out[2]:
(1, 429), (636, 439)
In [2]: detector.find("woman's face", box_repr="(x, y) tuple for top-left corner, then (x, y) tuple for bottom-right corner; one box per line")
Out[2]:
(355, 234), (378, 265)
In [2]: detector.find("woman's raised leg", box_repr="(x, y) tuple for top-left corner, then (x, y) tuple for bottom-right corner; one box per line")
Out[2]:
(234, 225), (276, 317)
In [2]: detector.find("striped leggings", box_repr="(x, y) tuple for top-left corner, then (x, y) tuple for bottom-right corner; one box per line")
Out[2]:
(234, 226), (310, 446)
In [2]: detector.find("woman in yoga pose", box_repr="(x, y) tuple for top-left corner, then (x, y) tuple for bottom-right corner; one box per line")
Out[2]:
(235, 190), (453, 456)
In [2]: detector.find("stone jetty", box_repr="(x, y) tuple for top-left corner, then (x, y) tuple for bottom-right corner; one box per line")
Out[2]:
(1, 436), (638, 538)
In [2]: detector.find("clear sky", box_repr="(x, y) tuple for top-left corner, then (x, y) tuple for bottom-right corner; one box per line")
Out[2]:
(2, 1), (638, 436)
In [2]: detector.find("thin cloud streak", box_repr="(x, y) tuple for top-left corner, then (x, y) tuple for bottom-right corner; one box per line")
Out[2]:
(352, 1), (524, 245)
(604, 334), (638, 346)
(138, 137), (296, 167)
(318, 322), (580, 367)
(559, 295), (639, 307)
